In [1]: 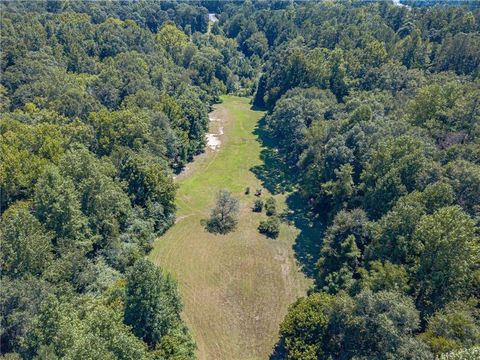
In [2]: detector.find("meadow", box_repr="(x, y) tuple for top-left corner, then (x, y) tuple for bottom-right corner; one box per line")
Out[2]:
(150, 96), (311, 360)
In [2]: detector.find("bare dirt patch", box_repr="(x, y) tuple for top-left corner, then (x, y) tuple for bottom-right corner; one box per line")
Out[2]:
(175, 106), (230, 181)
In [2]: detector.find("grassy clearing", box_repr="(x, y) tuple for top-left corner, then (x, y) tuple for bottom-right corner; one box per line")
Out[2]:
(150, 96), (310, 360)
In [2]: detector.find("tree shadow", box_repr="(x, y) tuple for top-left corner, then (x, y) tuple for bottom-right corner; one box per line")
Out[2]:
(250, 117), (324, 279)
(269, 340), (286, 360)
(250, 117), (296, 195)
(284, 192), (324, 279)
(250, 103), (265, 112)
(267, 194), (324, 360)
(250, 112), (326, 360)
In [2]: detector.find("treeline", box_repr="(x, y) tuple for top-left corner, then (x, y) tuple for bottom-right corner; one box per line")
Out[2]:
(403, 0), (480, 9)
(216, 1), (480, 359)
(0, 1), (257, 359)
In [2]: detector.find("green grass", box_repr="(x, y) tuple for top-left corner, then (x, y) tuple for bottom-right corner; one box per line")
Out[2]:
(150, 96), (310, 360)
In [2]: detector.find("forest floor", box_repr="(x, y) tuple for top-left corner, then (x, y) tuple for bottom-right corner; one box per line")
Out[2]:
(150, 96), (311, 360)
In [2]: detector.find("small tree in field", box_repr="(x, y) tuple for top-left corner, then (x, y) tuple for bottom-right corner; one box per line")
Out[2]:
(206, 190), (240, 234)
(258, 216), (280, 238)
(265, 197), (277, 216)
(253, 198), (264, 212)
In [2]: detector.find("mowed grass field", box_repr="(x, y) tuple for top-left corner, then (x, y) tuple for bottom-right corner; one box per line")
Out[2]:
(149, 96), (310, 360)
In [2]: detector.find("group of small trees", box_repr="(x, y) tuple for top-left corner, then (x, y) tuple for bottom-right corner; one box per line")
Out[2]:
(256, 196), (280, 239)
(205, 189), (281, 239)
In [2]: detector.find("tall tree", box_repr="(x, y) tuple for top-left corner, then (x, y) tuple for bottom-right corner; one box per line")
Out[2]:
(0, 202), (53, 278)
(414, 206), (479, 314)
(33, 165), (90, 247)
(124, 259), (185, 348)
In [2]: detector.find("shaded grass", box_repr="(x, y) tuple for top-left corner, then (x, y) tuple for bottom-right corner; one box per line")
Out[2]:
(250, 117), (296, 195)
(251, 117), (324, 278)
(285, 192), (324, 279)
(150, 96), (310, 360)
(247, 106), (326, 360)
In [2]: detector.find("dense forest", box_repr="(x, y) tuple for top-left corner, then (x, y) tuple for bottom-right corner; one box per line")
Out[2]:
(0, 1), (256, 358)
(1, 1), (479, 359)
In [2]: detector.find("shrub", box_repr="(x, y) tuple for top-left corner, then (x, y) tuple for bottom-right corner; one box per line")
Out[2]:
(265, 197), (277, 216)
(258, 216), (280, 238)
(253, 199), (264, 212)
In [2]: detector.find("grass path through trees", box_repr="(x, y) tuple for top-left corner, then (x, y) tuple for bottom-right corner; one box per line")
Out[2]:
(150, 96), (311, 360)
